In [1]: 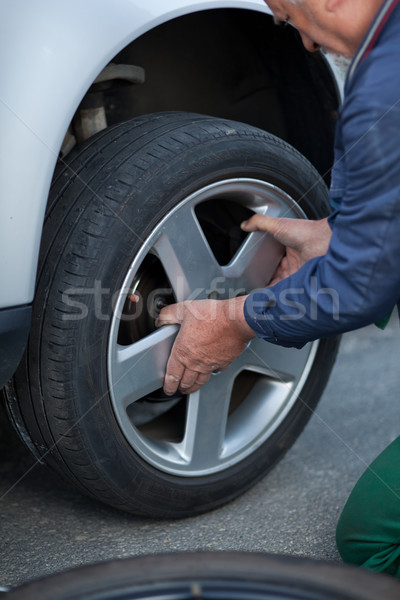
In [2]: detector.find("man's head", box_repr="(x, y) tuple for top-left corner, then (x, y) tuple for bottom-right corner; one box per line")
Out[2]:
(264, 0), (386, 57)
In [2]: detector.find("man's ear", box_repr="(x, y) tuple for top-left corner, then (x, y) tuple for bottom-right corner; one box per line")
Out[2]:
(325, 0), (342, 13)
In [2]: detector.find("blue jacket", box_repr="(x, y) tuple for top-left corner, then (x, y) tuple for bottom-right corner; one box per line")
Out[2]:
(244, 0), (400, 348)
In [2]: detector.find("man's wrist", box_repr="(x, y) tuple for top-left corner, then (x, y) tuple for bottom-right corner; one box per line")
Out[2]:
(223, 296), (257, 342)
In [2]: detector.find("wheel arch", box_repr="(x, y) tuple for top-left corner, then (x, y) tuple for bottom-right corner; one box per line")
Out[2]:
(0, 0), (340, 311)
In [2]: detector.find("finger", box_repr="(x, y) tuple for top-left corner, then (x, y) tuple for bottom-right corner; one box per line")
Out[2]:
(268, 269), (289, 288)
(179, 368), (199, 393)
(156, 302), (185, 328)
(197, 372), (212, 386)
(268, 275), (286, 288)
(267, 259), (290, 286)
(273, 258), (289, 280)
(240, 214), (282, 234)
(164, 372), (183, 396)
(180, 372), (212, 395)
(163, 353), (185, 396)
(265, 255), (286, 286)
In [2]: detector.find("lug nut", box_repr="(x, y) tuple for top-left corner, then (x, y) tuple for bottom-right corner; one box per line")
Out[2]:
(154, 297), (168, 311)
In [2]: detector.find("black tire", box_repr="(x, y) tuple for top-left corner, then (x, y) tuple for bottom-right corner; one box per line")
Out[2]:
(6, 552), (400, 600)
(5, 112), (339, 516)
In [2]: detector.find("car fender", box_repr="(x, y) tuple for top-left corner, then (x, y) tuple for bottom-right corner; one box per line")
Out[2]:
(0, 0), (271, 309)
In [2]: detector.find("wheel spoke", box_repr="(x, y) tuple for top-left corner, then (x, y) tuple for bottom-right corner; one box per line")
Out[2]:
(110, 325), (179, 409)
(235, 338), (311, 383)
(152, 204), (223, 301)
(222, 232), (284, 292)
(178, 372), (233, 469)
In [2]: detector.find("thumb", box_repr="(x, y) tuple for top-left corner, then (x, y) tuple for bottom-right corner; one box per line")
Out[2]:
(241, 214), (301, 248)
(241, 214), (282, 235)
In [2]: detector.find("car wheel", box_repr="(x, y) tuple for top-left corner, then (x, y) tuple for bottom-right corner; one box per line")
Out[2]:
(6, 112), (339, 516)
(6, 552), (400, 600)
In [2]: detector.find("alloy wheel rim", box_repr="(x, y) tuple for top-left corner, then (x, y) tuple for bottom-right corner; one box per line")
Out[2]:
(107, 178), (318, 476)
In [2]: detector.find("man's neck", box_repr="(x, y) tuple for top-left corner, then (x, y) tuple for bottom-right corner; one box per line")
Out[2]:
(343, 0), (388, 56)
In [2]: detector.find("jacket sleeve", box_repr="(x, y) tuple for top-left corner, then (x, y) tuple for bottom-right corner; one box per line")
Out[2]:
(244, 91), (400, 348)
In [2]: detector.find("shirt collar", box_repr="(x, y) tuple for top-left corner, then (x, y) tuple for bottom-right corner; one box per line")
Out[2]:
(348, 0), (400, 82)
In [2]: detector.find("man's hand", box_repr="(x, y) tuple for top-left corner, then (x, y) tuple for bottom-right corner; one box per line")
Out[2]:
(241, 215), (332, 286)
(156, 297), (256, 396)
(156, 216), (331, 396)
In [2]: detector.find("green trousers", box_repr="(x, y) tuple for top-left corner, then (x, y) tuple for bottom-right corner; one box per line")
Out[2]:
(336, 435), (400, 578)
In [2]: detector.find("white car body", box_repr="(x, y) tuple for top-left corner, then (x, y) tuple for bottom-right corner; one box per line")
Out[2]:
(0, 0), (341, 386)
(0, 0), (269, 309)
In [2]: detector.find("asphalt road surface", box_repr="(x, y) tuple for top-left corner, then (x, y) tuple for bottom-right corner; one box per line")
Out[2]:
(1, 318), (399, 589)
